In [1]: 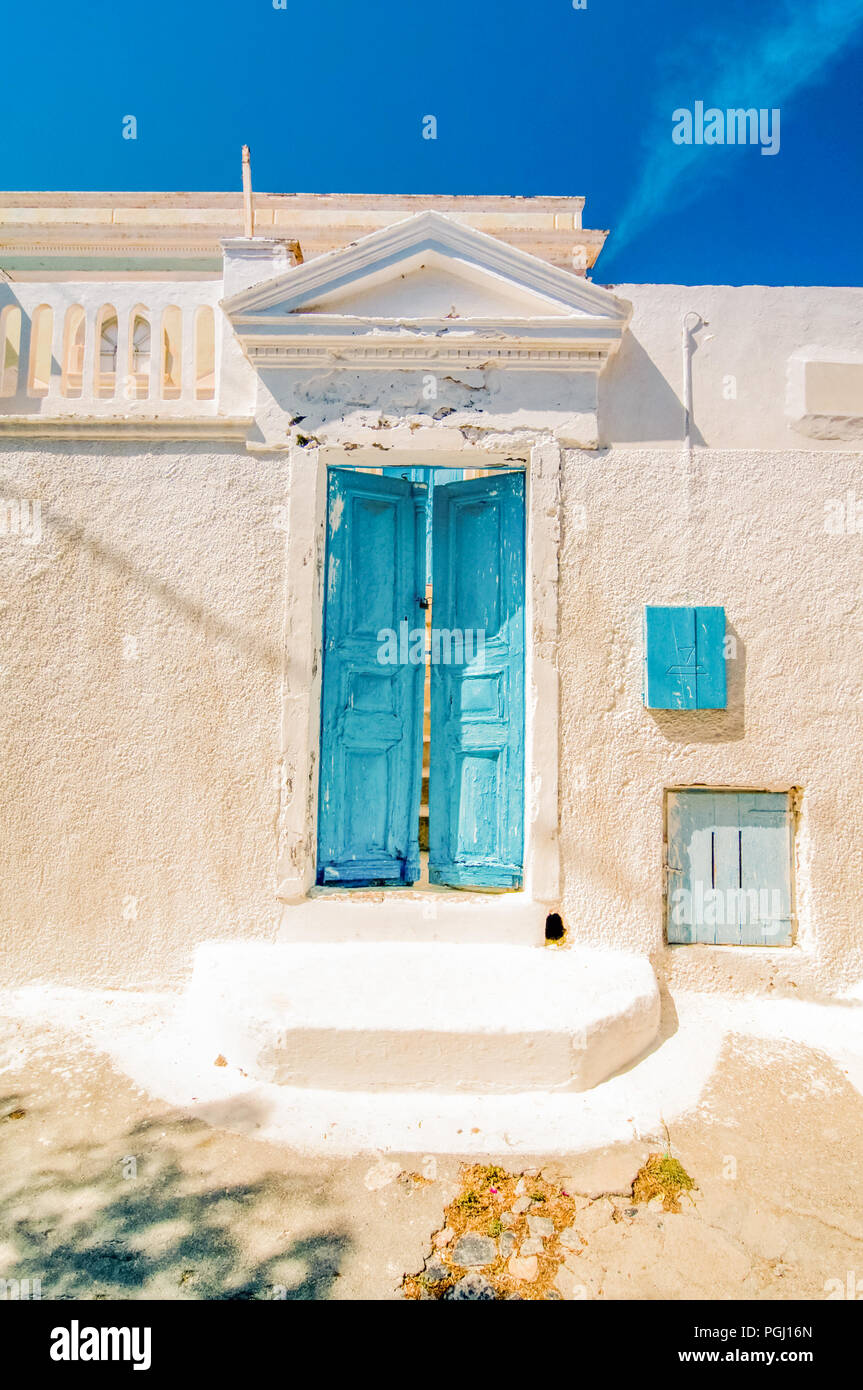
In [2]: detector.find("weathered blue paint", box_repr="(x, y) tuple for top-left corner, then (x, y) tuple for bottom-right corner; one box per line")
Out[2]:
(381, 466), (465, 573)
(316, 468), (427, 885)
(693, 606), (727, 709)
(644, 605), (726, 709)
(667, 789), (793, 945)
(429, 472), (525, 889)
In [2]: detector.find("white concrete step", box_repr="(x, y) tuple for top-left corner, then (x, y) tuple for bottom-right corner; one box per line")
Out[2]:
(278, 891), (547, 945)
(181, 942), (660, 1094)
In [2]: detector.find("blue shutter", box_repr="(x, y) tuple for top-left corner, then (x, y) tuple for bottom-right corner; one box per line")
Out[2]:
(736, 793), (793, 946)
(316, 469), (426, 885)
(644, 606), (726, 709)
(645, 607), (697, 709)
(694, 607), (726, 709)
(667, 790), (793, 946)
(429, 472), (525, 888)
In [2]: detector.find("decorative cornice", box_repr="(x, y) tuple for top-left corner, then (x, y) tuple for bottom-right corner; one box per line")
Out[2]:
(221, 212), (629, 376)
(243, 340), (612, 370)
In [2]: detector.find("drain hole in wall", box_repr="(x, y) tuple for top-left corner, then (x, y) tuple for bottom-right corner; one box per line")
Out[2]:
(545, 913), (565, 942)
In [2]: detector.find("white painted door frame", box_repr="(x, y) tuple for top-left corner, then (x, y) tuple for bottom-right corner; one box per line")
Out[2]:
(274, 436), (562, 915)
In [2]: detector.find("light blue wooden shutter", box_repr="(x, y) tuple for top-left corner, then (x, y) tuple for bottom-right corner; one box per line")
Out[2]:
(429, 472), (525, 888)
(645, 607), (697, 709)
(694, 607), (726, 709)
(644, 606), (726, 709)
(667, 790), (793, 945)
(316, 469), (426, 885)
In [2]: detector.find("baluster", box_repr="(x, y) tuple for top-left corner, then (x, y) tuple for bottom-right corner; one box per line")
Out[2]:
(47, 304), (64, 401)
(81, 309), (98, 405)
(15, 310), (32, 405)
(181, 309), (196, 404)
(114, 307), (131, 406)
(150, 312), (162, 401)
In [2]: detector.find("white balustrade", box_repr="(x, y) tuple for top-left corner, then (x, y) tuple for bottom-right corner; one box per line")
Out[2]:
(0, 286), (223, 415)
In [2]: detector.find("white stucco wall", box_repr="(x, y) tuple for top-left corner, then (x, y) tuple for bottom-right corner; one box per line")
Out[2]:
(0, 441), (285, 987)
(1, 262), (861, 998)
(558, 445), (863, 996)
(601, 284), (863, 450)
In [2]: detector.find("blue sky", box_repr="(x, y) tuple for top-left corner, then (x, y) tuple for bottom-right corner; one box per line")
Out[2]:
(2, 0), (862, 284)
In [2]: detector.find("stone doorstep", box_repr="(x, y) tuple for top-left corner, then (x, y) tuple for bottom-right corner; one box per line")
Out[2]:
(180, 940), (660, 1094)
(277, 892), (548, 946)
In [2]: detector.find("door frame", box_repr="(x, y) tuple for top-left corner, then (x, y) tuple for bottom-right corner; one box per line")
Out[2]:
(275, 439), (561, 910)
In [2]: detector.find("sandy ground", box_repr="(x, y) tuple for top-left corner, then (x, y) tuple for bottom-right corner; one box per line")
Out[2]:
(0, 1000), (861, 1300)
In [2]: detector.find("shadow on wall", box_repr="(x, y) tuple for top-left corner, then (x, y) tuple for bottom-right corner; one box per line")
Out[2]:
(0, 1100), (350, 1300)
(0, 463), (284, 674)
(648, 622), (745, 744)
(598, 331), (705, 447)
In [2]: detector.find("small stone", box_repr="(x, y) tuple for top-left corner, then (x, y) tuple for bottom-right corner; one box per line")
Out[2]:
(424, 1259), (449, 1283)
(501, 1211), (520, 1229)
(527, 1215), (554, 1240)
(545, 1289), (563, 1300)
(507, 1254), (538, 1282)
(433, 1226), (455, 1249)
(499, 1230), (518, 1257)
(445, 1272), (496, 1301)
(560, 1225), (584, 1251)
(520, 1237), (544, 1256)
(452, 1234), (497, 1268)
(512, 1196), (532, 1215)
(521, 1167), (540, 1178)
(515, 1178), (527, 1196)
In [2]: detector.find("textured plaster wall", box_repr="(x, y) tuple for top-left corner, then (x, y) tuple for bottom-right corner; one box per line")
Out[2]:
(2, 276), (862, 997)
(0, 442), (286, 988)
(602, 285), (863, 449)
(558, 446), (863, 997)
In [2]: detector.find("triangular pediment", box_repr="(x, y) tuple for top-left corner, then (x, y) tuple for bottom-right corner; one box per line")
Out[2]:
(223, 210), (628, 324)
(294, 252), (578, 320)
(222, 210), (630, 370)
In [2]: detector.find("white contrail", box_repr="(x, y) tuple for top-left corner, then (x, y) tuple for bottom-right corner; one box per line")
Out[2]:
(613, 0), (863, 253)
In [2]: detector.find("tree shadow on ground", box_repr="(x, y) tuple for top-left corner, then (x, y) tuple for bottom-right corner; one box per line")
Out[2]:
(0, 1106), (350, 1301)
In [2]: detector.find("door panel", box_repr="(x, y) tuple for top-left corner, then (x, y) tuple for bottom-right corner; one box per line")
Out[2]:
(317, 469), (427, 885)
(429, 472), (525, 888)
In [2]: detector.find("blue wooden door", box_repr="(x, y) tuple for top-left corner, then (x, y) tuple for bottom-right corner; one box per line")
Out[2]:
(429, 472), (525, 888)
(317, 469), (427, 885)
(381, 466), (465, 574)
(666, 790), (793, 945)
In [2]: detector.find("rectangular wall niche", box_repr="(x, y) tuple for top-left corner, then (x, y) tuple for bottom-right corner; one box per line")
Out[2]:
(666, 789), (793, 946)
(644, 606), (726, 710)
